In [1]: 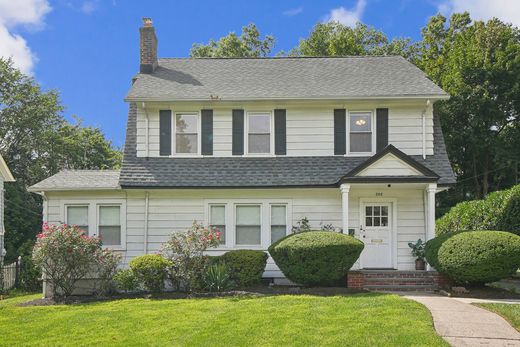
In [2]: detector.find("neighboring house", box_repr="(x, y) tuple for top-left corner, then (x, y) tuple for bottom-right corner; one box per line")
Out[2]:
(29, 18), (455, 279)
(0, 154), (15, 263)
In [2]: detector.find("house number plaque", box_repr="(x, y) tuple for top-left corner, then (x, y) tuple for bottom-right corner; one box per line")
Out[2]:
(376, 192), (383, 197)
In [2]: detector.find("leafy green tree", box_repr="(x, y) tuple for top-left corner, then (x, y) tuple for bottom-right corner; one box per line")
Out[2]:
(292, 22), (416, 59)
(417, 13), (520, 199)
(190, 23), (275, 58)
(0, 58), (121, 281)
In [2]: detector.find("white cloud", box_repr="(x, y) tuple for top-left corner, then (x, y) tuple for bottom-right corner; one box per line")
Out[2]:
(438, 0), (520, 27)
(325, 0), (367, 27)
(283, 7), (304, 16)
(80, 1), (96, 14)
(0, 0), (51, 74)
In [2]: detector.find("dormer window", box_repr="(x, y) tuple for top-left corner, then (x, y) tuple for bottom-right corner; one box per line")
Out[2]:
(349, 111), (373, 154)
(247, 112), (271, 154)
(175, 113), (199, 154)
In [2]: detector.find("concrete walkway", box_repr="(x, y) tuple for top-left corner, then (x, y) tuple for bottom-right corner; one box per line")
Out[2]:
(405, 294), (520, 346)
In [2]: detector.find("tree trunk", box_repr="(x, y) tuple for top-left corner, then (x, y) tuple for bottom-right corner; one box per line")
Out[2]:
(472, 155), (482, 199)
(482, 154), (489, 197)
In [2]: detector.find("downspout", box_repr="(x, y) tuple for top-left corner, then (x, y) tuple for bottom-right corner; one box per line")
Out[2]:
(422, 99), (431, 160)
(144, 191), (149, 254)
(142, 102), (149, 157)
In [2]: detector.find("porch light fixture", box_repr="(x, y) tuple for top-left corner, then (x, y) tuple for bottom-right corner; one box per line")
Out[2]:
(355, 119), (367, 126)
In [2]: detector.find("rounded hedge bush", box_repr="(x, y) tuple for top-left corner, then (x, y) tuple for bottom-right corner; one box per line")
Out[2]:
(436, 185), (520, 236)
(425, 230), (520, 285)
(268, 231), (364, 286)
(129, 254), (172, 292)
(210, 250), (268, 288)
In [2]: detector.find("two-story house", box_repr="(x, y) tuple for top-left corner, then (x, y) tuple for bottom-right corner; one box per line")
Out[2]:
(29, 19), (455, 281)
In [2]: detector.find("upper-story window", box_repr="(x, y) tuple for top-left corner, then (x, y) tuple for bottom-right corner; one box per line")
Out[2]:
(349, 111), (373, 154)
(175, 113), (199, 154)
(247, 112), (271, 154)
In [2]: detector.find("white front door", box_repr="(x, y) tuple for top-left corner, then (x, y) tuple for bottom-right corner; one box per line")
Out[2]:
(360, 202), (393, 269)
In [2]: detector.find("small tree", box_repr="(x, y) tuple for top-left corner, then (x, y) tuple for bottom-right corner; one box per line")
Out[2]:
(32, 223), (120, 300)
(161, 222), (220, 292)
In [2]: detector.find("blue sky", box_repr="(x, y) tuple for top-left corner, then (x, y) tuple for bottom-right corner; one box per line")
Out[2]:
(1, 0), (519, 147)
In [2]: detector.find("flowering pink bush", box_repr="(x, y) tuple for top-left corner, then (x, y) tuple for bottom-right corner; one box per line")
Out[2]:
(32, 223), (121, 299)
(161, 221), (221, 292)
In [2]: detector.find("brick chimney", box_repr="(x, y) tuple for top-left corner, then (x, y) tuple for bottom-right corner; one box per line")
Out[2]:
(139, 18), (158, 73)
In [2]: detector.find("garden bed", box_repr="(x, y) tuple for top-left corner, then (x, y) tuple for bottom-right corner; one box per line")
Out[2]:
(443, 284), (520, 300)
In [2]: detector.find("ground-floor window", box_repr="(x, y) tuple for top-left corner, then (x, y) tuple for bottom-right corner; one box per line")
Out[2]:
(63, 200), (126, 249)
(235, 205), (262, 245)
(205, 200), (290, 248)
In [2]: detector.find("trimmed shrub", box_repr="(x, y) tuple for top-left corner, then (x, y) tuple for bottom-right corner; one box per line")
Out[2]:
(425, 231), (520, 285)
(436, 185), (520, 235)
(113, 269), (139, 293)
(268, 231), (364, 286)
(129, 254), (172, 292)
(219, 250), (268, 287)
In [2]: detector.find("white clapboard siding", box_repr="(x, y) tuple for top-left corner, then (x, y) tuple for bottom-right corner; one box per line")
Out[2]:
(136, 102), (435, 157)
(45, 187), (427, 274)
(358, 153), (422, 176)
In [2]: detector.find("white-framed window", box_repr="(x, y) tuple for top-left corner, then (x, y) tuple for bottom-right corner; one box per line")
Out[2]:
(62, 200), (126, 249)
(247, 112), (272, 154)
(235, 204), (262, 245)
(66, 205), (89, 234)
(270, 204), (287, 244)
(209, 204), (226, 244)
(175, 112), (199, 154)
(98, 205), (122, 246)
(348, 111), (373, 154)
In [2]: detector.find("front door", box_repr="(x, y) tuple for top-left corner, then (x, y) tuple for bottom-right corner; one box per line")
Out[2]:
(360, 202), (393, 269)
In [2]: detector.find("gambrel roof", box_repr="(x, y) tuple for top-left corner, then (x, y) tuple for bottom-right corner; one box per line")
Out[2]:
(126, 56), (448, 102)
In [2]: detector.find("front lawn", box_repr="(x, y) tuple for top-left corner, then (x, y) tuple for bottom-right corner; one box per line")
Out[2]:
(0, 293), (447, 346)
(477, 303), (520, 331)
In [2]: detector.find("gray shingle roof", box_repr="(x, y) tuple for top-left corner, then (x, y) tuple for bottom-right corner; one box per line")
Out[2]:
(28, 170), (120, 191)
(126, 56), (448, 101)
(119, 104), (456, 188)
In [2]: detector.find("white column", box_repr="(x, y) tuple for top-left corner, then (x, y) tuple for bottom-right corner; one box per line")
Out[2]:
(340, 183), (351, 234)
(426, 183), (437, 241)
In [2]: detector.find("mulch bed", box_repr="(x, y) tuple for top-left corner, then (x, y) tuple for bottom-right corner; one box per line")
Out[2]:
(17, 286), (367, 307)
(443, 285), (520, 300)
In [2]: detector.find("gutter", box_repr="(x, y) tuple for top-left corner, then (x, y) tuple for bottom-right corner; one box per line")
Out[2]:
(124, 94), (450, 103)
(144, 191), (149, 254)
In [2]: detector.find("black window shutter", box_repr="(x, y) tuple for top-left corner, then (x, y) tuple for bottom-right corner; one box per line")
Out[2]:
(334, 109), (346, 155)
(159, 110), (172, 156)
(232, 109), (244, 155)
(201, 109), (213, 155)
(274, 109), (287, 155)
(376, 108), (389, 152)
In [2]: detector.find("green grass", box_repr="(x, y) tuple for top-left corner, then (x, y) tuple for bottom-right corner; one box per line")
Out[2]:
(0, 293), (447, 347)
(477, 303), (520, 331)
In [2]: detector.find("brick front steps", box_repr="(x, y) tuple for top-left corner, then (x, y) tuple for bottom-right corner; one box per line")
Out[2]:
(347, 270), (450, 292)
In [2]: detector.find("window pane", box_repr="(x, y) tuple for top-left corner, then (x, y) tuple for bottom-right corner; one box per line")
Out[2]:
(67, 206), (88, 225)
(236, 206), (261, 225)
(365, 206), (373, 216)
(176, 134), (198, 153)
(271, 226), (286, 244)
(210, 205), (225, 225)
(99, 226), (121, 246)
(271, 206), (286, 225)
(350, 114), (371, 132)
(100, 206), (120, 226)
(249, 115), (270, 133)
(381, 206), (388, 216)
(248, 134), (270, 153)
(350, 133), (372, 152)
(176, 114), (198, 133)
(365, 217), (372, 227)
(374, 206), (381, 216)
(374, 217), (381, 227)
(236, 226), (261, 245)
(381, 217), (388, 227)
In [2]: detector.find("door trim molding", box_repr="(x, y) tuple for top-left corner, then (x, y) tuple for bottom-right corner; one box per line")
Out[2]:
(359, 198), (398, 269)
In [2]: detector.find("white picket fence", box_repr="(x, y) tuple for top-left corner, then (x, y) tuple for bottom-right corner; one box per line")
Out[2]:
(1, 261), (18, 290)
